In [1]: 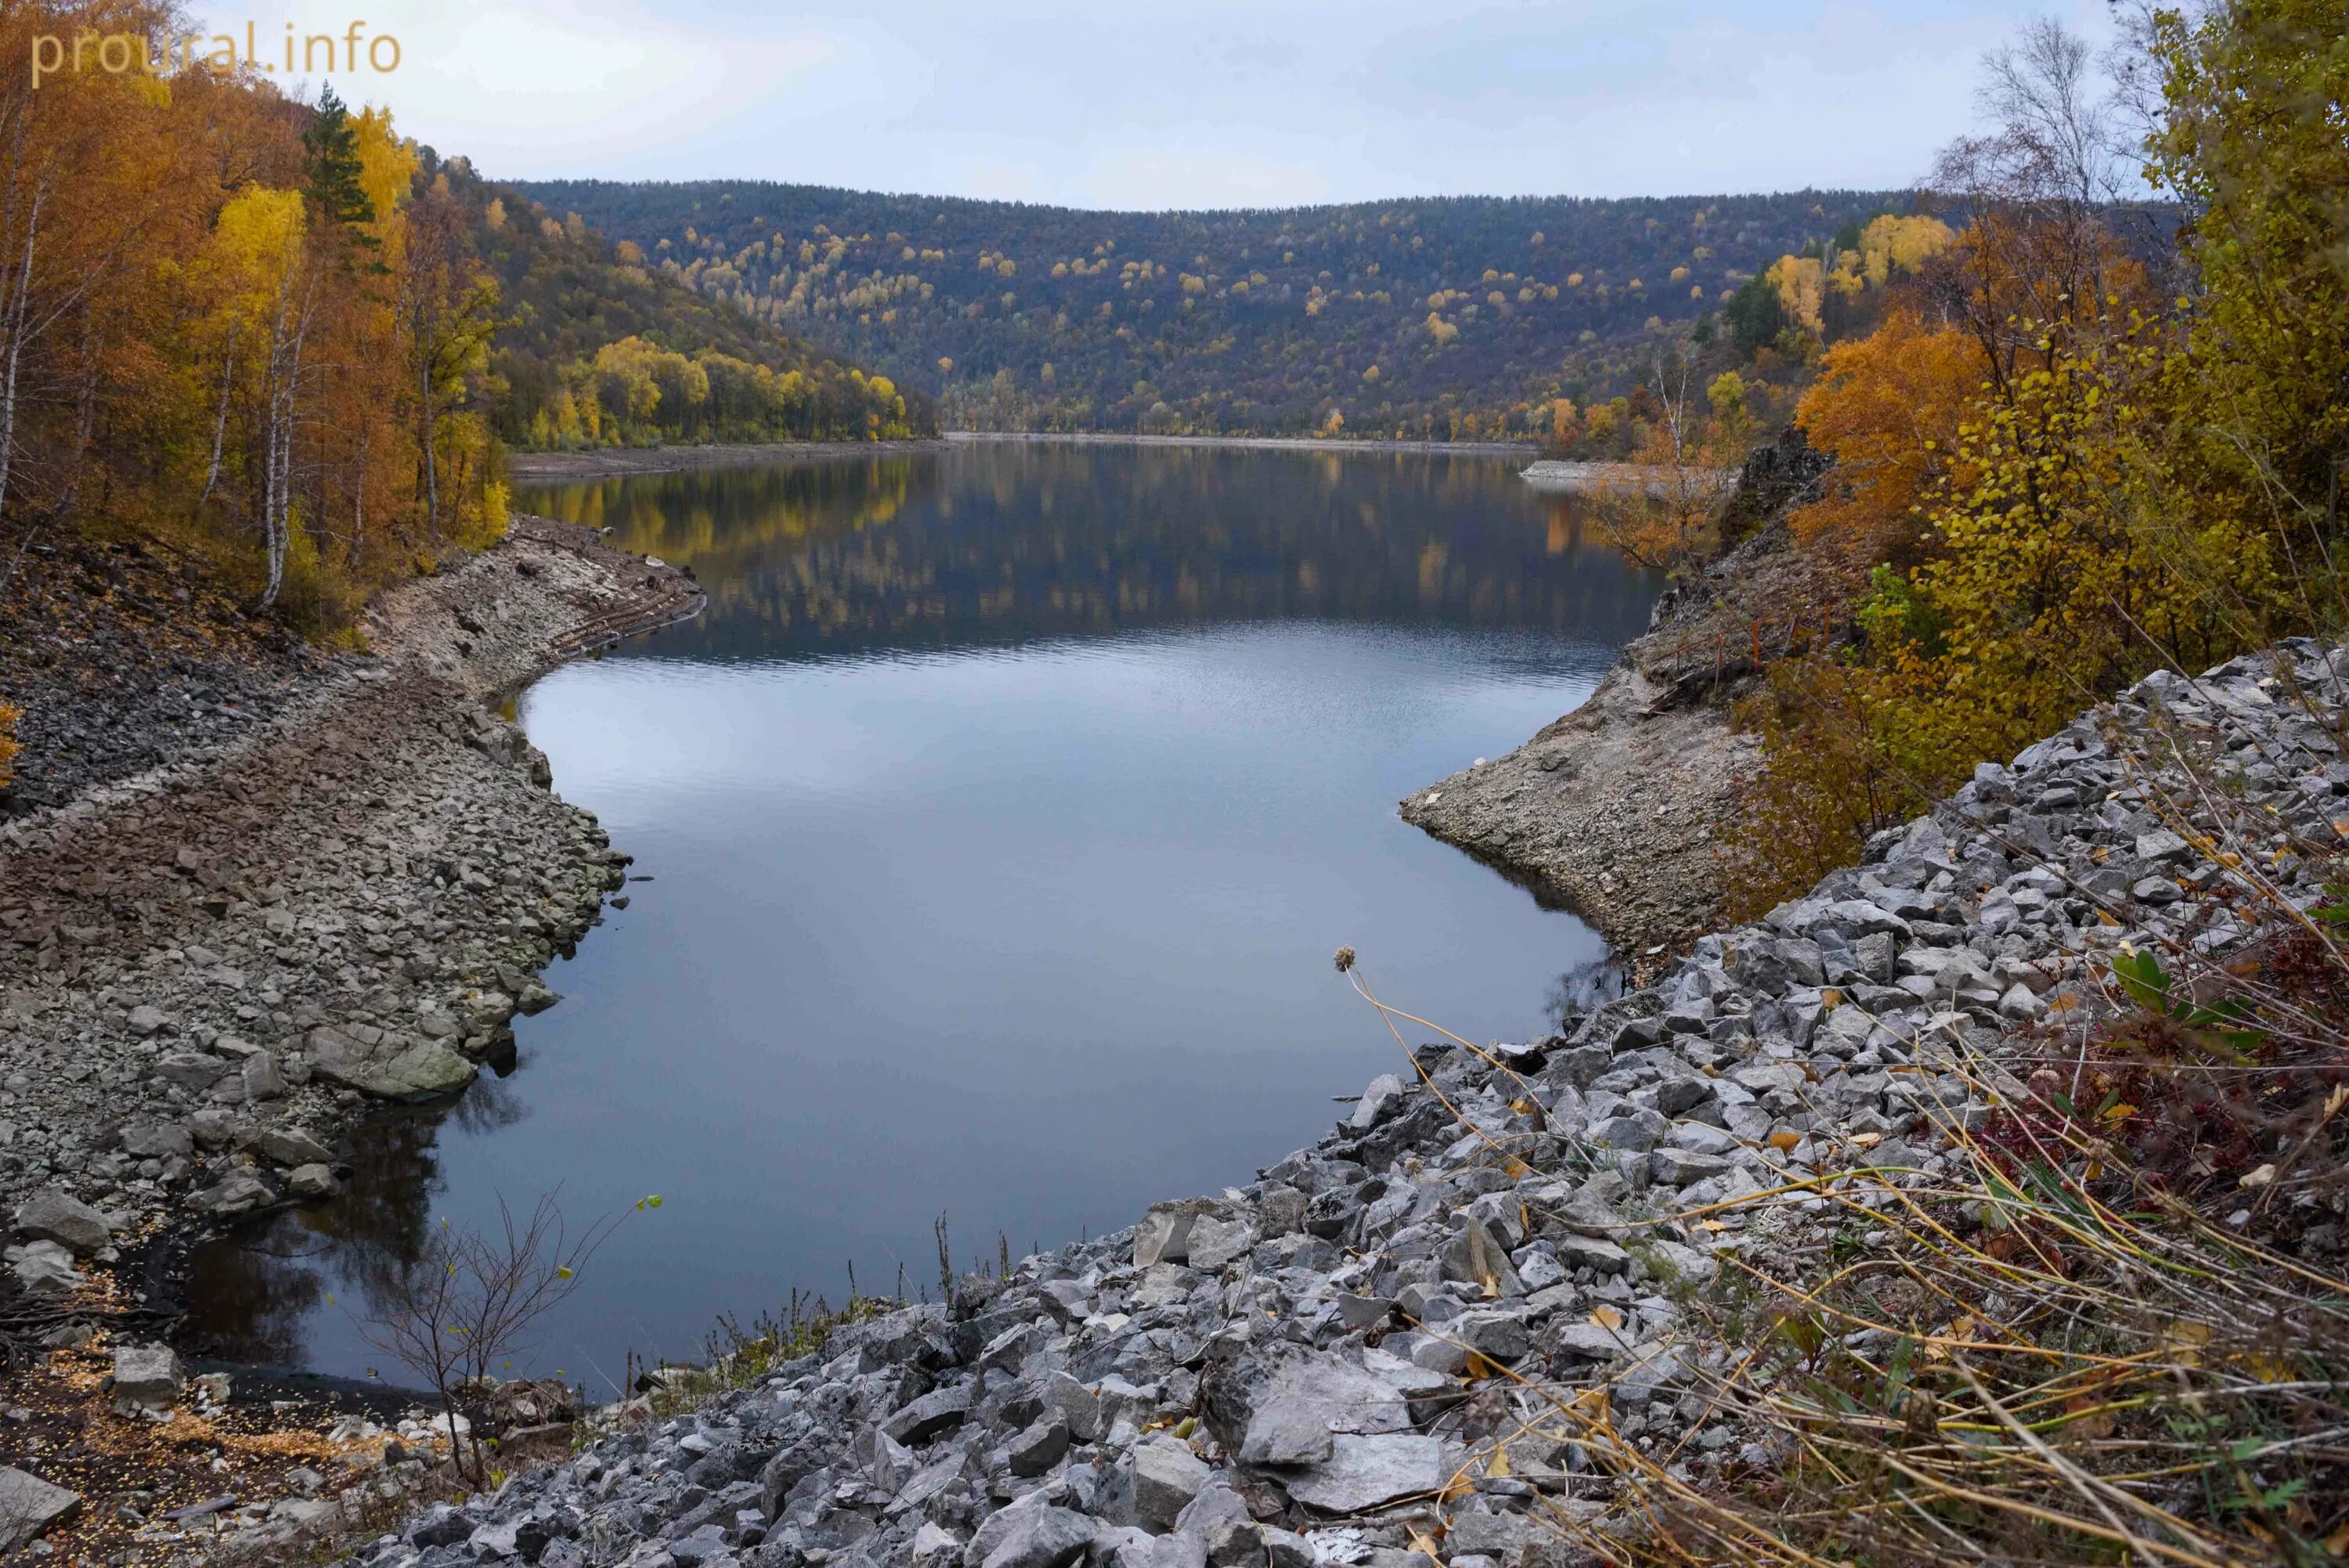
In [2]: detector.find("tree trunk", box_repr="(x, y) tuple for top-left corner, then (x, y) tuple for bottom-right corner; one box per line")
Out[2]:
(198, 333), (235, 512)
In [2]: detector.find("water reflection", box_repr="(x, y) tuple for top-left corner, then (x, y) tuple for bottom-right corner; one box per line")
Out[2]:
(528, 443), (1649, 658)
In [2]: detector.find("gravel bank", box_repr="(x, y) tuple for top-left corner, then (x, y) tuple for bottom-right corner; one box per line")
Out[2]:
(0, 516), (702, 1261)
(309, 643), (2344, 1568)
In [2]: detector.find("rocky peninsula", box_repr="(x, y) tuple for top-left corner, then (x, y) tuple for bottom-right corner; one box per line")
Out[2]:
(1, 515), (699, 1289)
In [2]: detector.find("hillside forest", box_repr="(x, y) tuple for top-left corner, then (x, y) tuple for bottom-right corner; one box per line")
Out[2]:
(515, 179), (1945, 442)
(0, 0), (929, 686)
(1683, 4), (2349, 925)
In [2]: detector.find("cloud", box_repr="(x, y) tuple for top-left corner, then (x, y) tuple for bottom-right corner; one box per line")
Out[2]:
(205, 0), (2126, 208)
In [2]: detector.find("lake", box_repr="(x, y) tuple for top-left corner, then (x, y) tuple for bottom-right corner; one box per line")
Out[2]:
(183, 439), (1658, 1390)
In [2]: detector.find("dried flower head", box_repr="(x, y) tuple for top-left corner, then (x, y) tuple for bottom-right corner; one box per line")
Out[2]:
(1333, 946), (1356, 973)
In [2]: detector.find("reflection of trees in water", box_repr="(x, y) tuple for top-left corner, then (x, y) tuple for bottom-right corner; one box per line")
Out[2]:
(182, 1077), (528, 1367)
(522, 446), (1659, 661)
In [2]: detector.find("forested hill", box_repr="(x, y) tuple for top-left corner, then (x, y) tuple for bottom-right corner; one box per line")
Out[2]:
(511, 182), (1911, 439)
(438, 162), (939, 449)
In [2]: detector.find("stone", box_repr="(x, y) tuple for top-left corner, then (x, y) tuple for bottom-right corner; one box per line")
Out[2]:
(1134, 1203), (1202, 1268)
(250, 1126), (335, 1166)
(305, 1026), (477, 1101)
(5, 1242), (81, 1295)
(883, 1383), (972, 1445)
(1132, 1438), (1211, 1529)
(1350, 1073), (1407, 1130)
(287, 1163), (341, 1200)
(15, 1189), (111, 1256)
(157, 1051), (232, 1091)
(1449, 1309), (1531, 1363)
(243, 1051), (287, 1101)
(187, 1171), (276, 1217)
(119, 1121), (193, 1160)
(126, 1004), (168, 1036)
(913, 1521), (965, 1562)
(111, 1344), (182, 1415)
(1443, 1512), (1555, 1559)
(1038, 1370), (1103, 1443)
(1007, 1411), (1071, 1477)
(1237, 1353), (1413, 1467)
(1554, 1234), (1631, 1275)
(0, 1466), (80, 1550)
(968, 1502), (1099, 1568)
(1649, 1148), (1733, 1187)
(1185, 1215), (1256, 1273)
(1439, 1217), (1523, 1296)
(1284, 1434), (1446, 1514)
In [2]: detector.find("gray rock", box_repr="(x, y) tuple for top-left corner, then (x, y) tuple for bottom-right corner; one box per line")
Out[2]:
(157, 1051), (232, 1091)
(1449, 1310), (1531, 1363)
(305, 1026), (477, 1101)
(1007, 1411), (1071, 1477)
(1185, 1215), (1256, 1273)
(111, 1343), (182, 1415)
(187, 1171), (276, 1217)
(1349, 1073), (1407, 1130)
(119, 1121), (193, 1160)
(287, 1163), (341, 1200)
(967, 1502), (1099, 1568)
(1443, 1512), (1557, 1559)
(4, 1242), (81, 1295)
(1284, 1433), (1446, 1514)
(126, 1004), (168, 1036)
(1038, 1370), (1104, 1443)
(1554, 1234), (1631, 1275)
(1649, 1148), (1733, 1187)
(243, 1051), (287, 1101)
(0, 1466), (79, 1550)
(16, 1189), (110, 1256)
(1438, 1217), (1523, 1296)
(1237, 1352), (1413, 1467)
(883, 1384), (972, 1445)
(250, 1126), (335, 1166)
(1134, 1202), (1203, 1268)
(1132, 1439), (1210, 1530)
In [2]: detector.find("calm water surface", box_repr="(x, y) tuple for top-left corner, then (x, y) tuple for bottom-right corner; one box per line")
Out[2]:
(187, 442), (1657, 1387)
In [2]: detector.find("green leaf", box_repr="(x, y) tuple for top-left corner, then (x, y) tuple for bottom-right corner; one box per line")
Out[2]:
(2112, 949), (2172, 1012)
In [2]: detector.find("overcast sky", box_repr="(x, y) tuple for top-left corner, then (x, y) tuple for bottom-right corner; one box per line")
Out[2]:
(210, 1), (2121, 211)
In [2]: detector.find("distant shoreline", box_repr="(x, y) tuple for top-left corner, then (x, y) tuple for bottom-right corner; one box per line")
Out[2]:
(505, 431), (1545, 484)
(507, 438), (951, 481)
(947, 430), (1540, 456)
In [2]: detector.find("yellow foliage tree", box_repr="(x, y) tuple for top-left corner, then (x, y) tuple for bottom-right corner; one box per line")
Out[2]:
(1768, 255), (1824, 333)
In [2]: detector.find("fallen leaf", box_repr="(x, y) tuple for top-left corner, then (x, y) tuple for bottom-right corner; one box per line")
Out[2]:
(1770, 1130), (1802, 1152)
(2239, 1163), (2277, 1190)
(1589, 1306), (1625, 1332)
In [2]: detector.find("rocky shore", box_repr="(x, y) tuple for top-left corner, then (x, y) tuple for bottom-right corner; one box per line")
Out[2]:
(1401, 434), (1842, 963)
(312, 640), (2345, 1568)
(1, 514), (701, 1271)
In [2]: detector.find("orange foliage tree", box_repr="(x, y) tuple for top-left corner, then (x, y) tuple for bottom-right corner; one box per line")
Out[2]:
(0, 3), (505, 632)
(1785, 307), (1987, 568)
